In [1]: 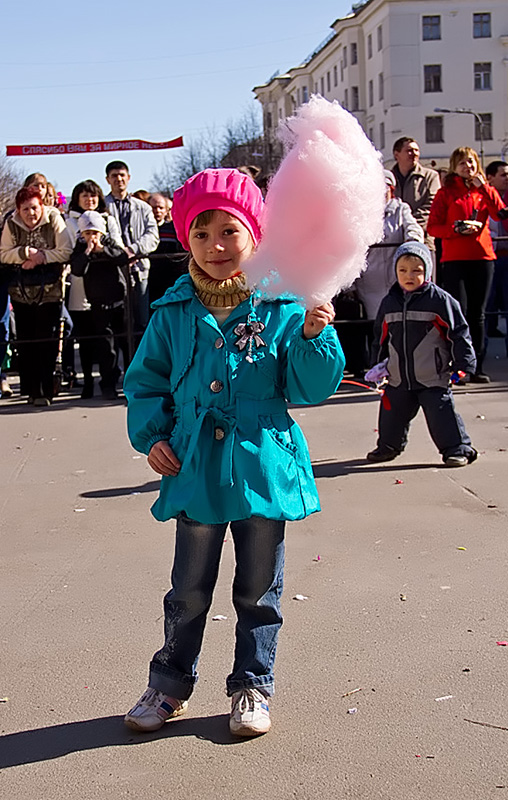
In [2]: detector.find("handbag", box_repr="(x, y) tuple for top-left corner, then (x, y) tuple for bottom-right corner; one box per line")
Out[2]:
(8, 263), (64, 305)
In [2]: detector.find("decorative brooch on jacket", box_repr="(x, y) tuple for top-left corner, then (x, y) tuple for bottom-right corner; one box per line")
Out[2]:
(233, 313), (266, 363)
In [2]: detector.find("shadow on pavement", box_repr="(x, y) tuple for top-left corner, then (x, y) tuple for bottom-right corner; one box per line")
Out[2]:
(81, 481), (159, 498)
(313, 458), (440, 478)
(0, 713), (241, 768)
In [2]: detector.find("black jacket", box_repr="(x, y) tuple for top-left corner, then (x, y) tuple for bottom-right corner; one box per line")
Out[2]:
(372, 281), (476, 389)
(70, 236), (128, 307)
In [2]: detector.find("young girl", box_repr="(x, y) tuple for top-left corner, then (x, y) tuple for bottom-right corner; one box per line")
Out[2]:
(123, 168), (344, 737)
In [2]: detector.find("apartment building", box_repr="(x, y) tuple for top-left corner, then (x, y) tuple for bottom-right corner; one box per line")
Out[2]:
(253, 0), (508, 169)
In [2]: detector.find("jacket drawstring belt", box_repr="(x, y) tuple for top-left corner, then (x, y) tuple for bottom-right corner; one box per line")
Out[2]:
(179, 396), (288, 488)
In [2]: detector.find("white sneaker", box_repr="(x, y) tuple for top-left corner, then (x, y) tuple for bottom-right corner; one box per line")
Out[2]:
(124, 687), (188, 732)
(229, 688), (271, 736)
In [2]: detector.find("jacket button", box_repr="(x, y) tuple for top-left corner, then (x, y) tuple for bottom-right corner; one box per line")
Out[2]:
(214, 337), (224, 349)
(214, 427), (225, 440)
(210, 379), (224, 393)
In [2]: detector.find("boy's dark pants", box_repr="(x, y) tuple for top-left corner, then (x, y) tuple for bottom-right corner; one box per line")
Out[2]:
(89, 303), (124, 391)
(377, 384), (474, 460)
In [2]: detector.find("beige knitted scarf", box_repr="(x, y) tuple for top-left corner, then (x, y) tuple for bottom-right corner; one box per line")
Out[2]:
(188, 258), (251, 308)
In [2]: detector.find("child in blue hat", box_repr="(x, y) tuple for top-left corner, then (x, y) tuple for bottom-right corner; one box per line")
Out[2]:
(367, 241), (477, 467)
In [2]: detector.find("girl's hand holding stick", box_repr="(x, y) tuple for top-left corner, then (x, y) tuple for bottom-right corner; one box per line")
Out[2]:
(303, 302), (335, 339)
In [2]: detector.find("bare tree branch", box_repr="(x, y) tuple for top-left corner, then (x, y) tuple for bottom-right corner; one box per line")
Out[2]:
(0, 152), (23, 218)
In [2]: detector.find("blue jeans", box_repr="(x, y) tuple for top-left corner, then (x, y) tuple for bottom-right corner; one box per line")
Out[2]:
(132, 274), (149, 335)
(0, 280), (9, 371)
(149, 514), (286, 700)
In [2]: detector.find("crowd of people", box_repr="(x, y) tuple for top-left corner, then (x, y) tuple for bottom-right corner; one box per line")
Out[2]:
(338, 138), (508, 384)
(0, 143), (507, 408)
(0, 161), (186, 404)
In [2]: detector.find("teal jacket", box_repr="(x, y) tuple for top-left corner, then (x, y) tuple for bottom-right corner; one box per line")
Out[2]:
(124, 275), (344, 524)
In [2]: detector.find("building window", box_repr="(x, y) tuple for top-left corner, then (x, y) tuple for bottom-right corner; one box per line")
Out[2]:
(380, 121), (385, 150)
(425, 115), (444, 143)
(302, 85), (309, 103)
(377, 25), (383, 51)
(424, 64), (442, 93)
(423, 15), (441, 41)
(266, 112), (272, 129)
(379, 72), (384, 101)
(351, 42), (358, 65)
(351, 86), (359, 111)
(474, 62), (492, 90)
(473, 13), (491, 38)
(327, 71), (331, 93)
(315, 81), (318, 93)
(297, 88), (301, 105)
(475, 113), (493, 140)
(368, 80), (374, 107)
(369, 127), (374, 143)
(320, 76), (325, 95)
(340, 60), (344, 82)
(344, 88), (348, 109)
(279, 108), (283, 119)
(333, 65), (338, 87)
(343, 46), (347, 68)
(367, 34), (372, 59)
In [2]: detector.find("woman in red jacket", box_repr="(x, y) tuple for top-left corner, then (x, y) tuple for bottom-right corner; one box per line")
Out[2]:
(428, 146), (505, 382)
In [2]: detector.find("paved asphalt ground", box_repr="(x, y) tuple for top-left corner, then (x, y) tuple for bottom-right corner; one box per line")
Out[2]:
(1, 340), (507, 800)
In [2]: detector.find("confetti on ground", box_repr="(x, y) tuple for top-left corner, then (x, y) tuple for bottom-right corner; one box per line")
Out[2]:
(456, 546), (467, 551)
(293, 594), (309, 601)
(400, 594), (407, 601)
(476, 415), (486, 420)
(75, 470), (86, 474)
(313, 555), (321, 562)
(212, 615), (227, 621)
(132, 455), (142, 459)
(394, 479), (404, 484)
(0, 697), (8, 703)
(74, 508), (86, 513)
(347, 708), (358, 714)
(440, 586), (451, 590)
(130, 492), (141, 496)
(435, 695), (453, 702)
(341, 688), (362, 698)
(496, 641), (508, 646)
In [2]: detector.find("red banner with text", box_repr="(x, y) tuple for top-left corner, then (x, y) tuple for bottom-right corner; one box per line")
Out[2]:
(6, 136), (184, 157)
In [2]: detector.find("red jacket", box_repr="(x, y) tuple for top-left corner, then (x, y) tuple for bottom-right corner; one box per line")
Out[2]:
(427, 176), (504, 262)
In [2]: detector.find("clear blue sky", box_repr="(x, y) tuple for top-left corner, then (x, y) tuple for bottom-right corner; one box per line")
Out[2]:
(1, 0), (353, 197)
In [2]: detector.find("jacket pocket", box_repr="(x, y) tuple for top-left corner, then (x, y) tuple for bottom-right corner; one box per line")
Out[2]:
(260, 414), (297, 454)
(434, 347), (444, 375)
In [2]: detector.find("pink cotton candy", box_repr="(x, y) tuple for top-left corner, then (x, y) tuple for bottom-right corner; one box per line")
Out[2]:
(244, 96), (385, 307)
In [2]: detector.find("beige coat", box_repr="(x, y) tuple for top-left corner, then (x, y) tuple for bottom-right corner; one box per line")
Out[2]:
(392, 162), (441, 248)
(1, 206), (72, 264)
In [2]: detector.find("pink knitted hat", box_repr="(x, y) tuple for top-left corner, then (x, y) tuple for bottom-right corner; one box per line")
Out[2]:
(172, 168), (264, 251)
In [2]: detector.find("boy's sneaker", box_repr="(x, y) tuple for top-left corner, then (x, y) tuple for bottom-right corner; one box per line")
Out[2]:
(124, 687), (188, 732)
(366, 444), (401, 463)
(229, 688), (271, 737)
(444, 455), (468, 467)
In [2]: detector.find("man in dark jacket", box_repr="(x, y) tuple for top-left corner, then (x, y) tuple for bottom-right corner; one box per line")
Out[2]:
(366, 242), (477, 467)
